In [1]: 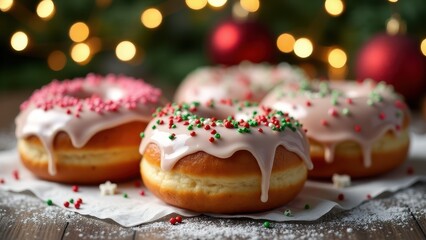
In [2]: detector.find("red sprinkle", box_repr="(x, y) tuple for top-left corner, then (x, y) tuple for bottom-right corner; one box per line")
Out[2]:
(175, 216), (182, 223)
(258, 128), (263, 133)
(366, 194), (372, 200)
(204, 125), (211, 130)
(64, 201), (70, 208)
(169, 217), (177, 225)
(0, 178), (4, 184)
(210, 129), (217, 134)
(407, 166), (414, 175)
(338, 193), (344, 201)
(328, 108), (338, 117)
(140, 190), (145, 196)
(395, 125), (401, 131)
(74, 202), (81, 209)
(354, 125), (362, 133)
(183, 121), (189, 125)
(76, 198), (83, 204)
(346, 98), (353, 104)
(379, 112), (386, 120)
(12, 170), (19, 180)
(321, 119), (328, 126)
(209, 137), (215, 143)
(190, 131), (196, 137)
(306, 101), (312, 107)
(72, 185), (79, 192)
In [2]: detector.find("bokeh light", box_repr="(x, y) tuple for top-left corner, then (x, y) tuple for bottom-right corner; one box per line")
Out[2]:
(69, 22), (90, 43)
(277, 33), (295, 53)
(328, 48), (347, 68)
(115, 41), (136, 61)
(0, 0), (13, 12)
(294, 38), (313, 58)
(141, 8), (162, 29)
(185, 0), (207, 10)
(36, 0), (55, 20)
(10, 31), (29, 51)
(47, 51), (66, 71)
(388, 0), (398, 2)
(232, 2), (248, 19)
(208, 0), (227, 8)
(70, 43), (91, 64)
(240, 0), (259, 12)
(324, 0), (344, 16)
(421, 38), (426, 56)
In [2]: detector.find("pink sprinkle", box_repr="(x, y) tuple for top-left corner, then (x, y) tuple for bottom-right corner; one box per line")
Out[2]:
(354, 125), (362, 132)
(72, 185), (79, 192)
(379, 112), (386, 120)
(140, 190), (145, 196)
(346, 98), (353, 104)
(321, 119), (328, 126)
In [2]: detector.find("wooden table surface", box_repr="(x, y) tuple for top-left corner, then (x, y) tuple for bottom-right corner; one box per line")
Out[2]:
(1, 91), (426, 239)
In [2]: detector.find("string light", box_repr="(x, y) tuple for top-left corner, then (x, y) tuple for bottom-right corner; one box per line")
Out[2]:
(388, 0), (398, 2)
(185, 0), (207, 10)
(328, 48), (347, 68)
(240, 0), (259, 12)
(69, 22), (90, 42)
(47, 51), (66, 71)
(70, 43), (91, 64)
(277, 33), (295, 53)
(141, 8), (162, 29)
(115, 41), (136, 61)
(0, 0), (13, 12)
(421, 38), (426, 56)
(294, 38), (313, 58)
(36, 0), (55, 20)
(208, 0), (227, 8)
(10, 31), (29, 51)
(232, 1), (248, 19)
(324, 0), (344, 16)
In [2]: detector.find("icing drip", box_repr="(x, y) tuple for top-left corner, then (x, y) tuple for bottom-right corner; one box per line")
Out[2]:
(174, 62), (307, 103)
(262, 80), (407, 167)
(139, 101), (312, 203)
(15, 74), (162, 175)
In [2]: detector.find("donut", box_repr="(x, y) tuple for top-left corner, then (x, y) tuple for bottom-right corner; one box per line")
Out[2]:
(174, 62), (306, 103)
(262, 79), (410, 178)
(139, 100), (312, 213)
(15, 74), (163, 184)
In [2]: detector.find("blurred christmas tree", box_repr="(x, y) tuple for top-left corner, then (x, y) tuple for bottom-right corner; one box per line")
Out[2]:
(1, 0), (426, 95)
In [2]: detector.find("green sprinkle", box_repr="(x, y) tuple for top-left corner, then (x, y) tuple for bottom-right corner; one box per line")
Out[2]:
(395, 111), (401, 118)
(263, 221), (271, 228)
(171, 124), (176, 128)
(214, 133), (221, 139)
(169, 134), (175, 140)
(237, 128), (244, 133)
(244, 101), (251, 107)
(284, 209), (292, 217)
(152, 113), (157, 117)
(342, 108), (350, 116)
(46, 199), (53, 206)
(227, 116), (232, 121)
(200, 117), (205, 122)
(123, 193), (128, 198)
(187, 125), (193, 130)
(197, 123), (202, 128)
(192, 101), (200, 107)
(367, 99), (374, 106)
(237, 107), (242, 111)
(304, 204), (311, 210)
(140, 132), (145, 138)
(152, 125), (157, 130)
(69, 198), (74, 204)
(331, 98), (338, 106)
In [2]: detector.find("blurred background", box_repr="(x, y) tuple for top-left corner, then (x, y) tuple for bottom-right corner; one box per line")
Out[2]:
(1, 0), (426, 102)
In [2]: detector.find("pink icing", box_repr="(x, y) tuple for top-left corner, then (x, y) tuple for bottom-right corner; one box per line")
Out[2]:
(261, 79), (408, 167)
(174, 62), (307, 103)
(139, 100), (312, 203)
(16, 73), (162, 175)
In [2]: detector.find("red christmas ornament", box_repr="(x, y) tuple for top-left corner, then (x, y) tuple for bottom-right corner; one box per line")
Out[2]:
(208, 20), (275, 65)
(356, 34), (426, 105)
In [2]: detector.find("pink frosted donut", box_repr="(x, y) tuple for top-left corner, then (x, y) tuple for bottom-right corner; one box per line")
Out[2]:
(16, 73), (163, 184)
(262, 79), (410, 178)
(174, 62), (306, 103)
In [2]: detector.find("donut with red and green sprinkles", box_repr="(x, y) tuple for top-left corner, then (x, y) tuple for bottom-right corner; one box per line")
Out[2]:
(139, 99), (312, 214)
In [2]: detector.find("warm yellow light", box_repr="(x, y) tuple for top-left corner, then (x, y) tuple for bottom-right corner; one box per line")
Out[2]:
(328, 48), (347, 68)
(232, 2), (248, 19)
(294, 38), (313, 58)
(0, 0), (13, 12)
(208, 0), (227, 8)
(185, 0), (207, 10)
(240, 0), (259, 12)
(36, 0), (55, 20)
(388, 0), (398, 2)
(277, 33), (295, 53)
(115, 41), (136, 61)
(47, 51), (66, 71)
(71, 43), (91, 64)
(421, 38), (426, 57)
(324, 0), (344, 16)
(141, 8), (162, 29)
(69, 22), (90, 43)
(10, 31), (29, 51)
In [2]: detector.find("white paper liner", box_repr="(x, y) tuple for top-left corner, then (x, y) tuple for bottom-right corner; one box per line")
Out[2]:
(1, 133), (425, 227)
